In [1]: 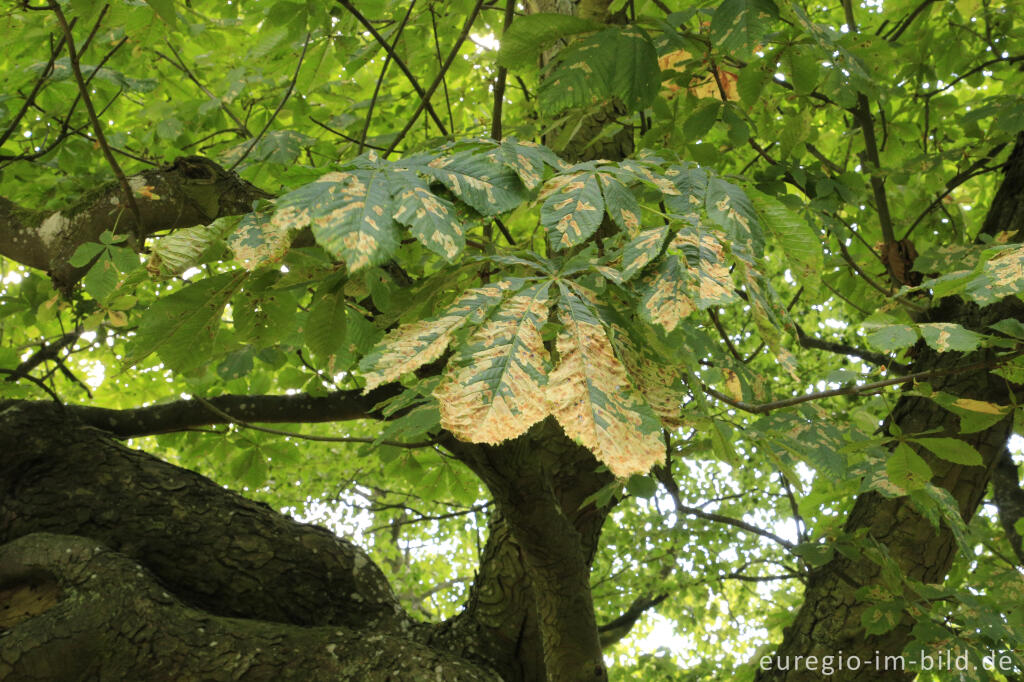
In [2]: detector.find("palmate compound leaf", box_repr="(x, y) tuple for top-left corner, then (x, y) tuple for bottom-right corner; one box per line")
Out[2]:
(639, 225), (736, 332)
(435, 282), (552, 444)
(274, 167), (399, 272)
(359, 283), (510, 392)
(540, 171), (605, 250)
(547, 283), (665, 478)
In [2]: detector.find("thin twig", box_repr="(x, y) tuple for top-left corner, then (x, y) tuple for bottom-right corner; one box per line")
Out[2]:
(310, 116), (389, 151)
(704, 349), (1024, 415)
(654, 465), (795, 549)
(50, 1), (143, 235)
(158, 42), (252, 137)
(429, 7), (455, 135)
(357, 0), (417, 153)
(384, 0), (485, 158)
(490, 0), (516, 140)
(0, 26), (69, 147)
(0, 369), (62, 403)
(229, 33), (311, 171)
(337, 0), (449, 137)
(795, 324), (909, 371)
(902, 143), (1008, 240)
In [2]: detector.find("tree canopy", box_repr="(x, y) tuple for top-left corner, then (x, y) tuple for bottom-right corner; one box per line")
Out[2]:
(2, 0), (1024, 680)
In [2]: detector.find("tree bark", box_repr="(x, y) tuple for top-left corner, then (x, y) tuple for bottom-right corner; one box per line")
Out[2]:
(0, 156), (270, 291)
(0, 398), (622, 681)
(0, 400), (514, 679)
(757, 134), (1024, 681)
(992, 448), (1024, 565)
(0, 533), (496, 681)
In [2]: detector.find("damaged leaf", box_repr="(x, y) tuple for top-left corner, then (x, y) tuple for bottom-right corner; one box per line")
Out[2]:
(546, 284), (664, 477)
(436, 282), (552, 444)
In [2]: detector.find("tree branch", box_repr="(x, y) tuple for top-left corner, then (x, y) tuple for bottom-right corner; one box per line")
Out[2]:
(597, 593), (669, 649)
(0, 156), (271, 289)
(50, 0), (143, 235)
(384, 0), (485, 157)
(337, 0), (450, 138)
(703, 349), (1023, 415)
(63, 384), (404, 438)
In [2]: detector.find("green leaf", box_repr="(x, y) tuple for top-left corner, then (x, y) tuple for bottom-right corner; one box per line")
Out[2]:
(886, 442), (933, 490)
(752, 194), (822, 297)
(918, 323), (985, 353)
(496, 14), (599, 69)
(619, 226), (669, 281)
(704, 178), (764, 262)
(144, 0), (177, 27)
(495, 138), (562, 190)
(152, 219), (232, 278)
(736, 65), (770, 106)
(710, 0), (779, 56)
(125, 271), (247, 372)
(865, 324), (918, 352)
(276, 164), (398, 272)
(683, 99), (721, 141)
(305, 282), (348, 359)
(538, 28), (660, 114)
(909, 437), (983, 466)
(793, 541), (835, 567)
(230, 447), (268, 489)
(626, 474), (658, 498)
(422, 152), (526, 216)
(390, 172), (465, 261)
(861, 600), (904, 635)
(785, 45), (820, 94)
(598, 172), (643, 233)
(217, 348), (254, 381)
(82, 255), (120, 302)
(69, 242), (105, 268)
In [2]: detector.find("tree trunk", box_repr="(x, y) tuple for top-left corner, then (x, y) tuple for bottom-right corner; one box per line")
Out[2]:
(757, 134), (1024, 680)
(0, 398), (619, 681)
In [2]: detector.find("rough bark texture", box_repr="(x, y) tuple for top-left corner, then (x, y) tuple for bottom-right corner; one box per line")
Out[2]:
(0, 398), (625, 681)
(0, 533), (496, 681)
(0, 156), (270, 291)
(446, 421), (616, 682)
(757, 134), (1024, 681)
(0, 400), (509, 679)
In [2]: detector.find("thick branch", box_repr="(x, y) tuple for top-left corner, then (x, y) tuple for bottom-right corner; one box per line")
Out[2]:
(0, 533), (497, 681)
(0, 156), (271, 290)
(451, 420), (615, 682)
(598, 594), (669, 649)
(65, 384), (402, 437)
(0, 401), (404, 631)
